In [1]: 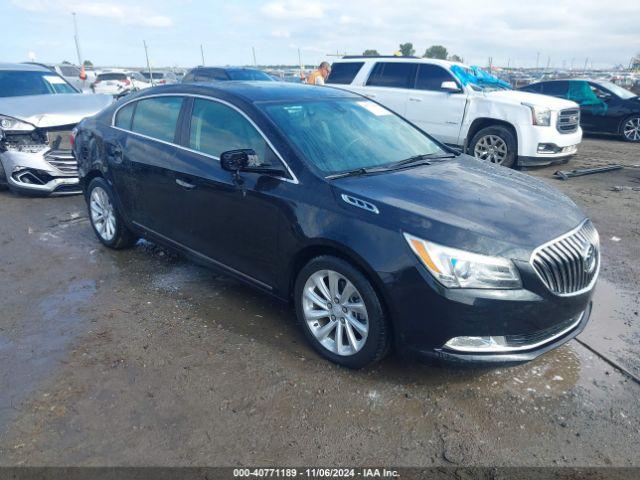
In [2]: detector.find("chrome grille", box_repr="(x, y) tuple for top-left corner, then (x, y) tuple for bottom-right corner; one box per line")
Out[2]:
(557, 108), (580, 134)
(531, 220), (599, 295)
(45, 150), (78, 175)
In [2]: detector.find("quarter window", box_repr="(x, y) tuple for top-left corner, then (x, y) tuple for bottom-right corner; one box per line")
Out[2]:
(114, 103), (135, 129)
(130, 96), (183, 143)
(415, 64), (457, 91)
(366, 62), (417, 89)
(188, 98), (276, 165)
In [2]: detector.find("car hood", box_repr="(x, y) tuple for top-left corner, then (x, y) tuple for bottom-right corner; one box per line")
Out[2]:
(0, 94), (113, 128)
(483, 89), (579, 110)
(333, 155), (585, 259)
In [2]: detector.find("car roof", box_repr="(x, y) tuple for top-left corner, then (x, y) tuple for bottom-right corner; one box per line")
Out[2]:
(0, 63), (52, 72)
(129, 81), (359, 103)
(332, 56), (461, 69)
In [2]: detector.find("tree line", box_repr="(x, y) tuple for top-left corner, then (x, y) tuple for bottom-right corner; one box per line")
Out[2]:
(362, 43), (462, 62)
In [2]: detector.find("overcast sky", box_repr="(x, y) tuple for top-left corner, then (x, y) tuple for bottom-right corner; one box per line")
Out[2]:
(2, 0), (639, 69)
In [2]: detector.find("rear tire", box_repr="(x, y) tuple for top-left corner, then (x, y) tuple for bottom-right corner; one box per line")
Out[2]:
(86, 177), (137, 249)
(294, 255), (390, 369)
(469, 125), (517, 168)
(621, 115), (640, 142)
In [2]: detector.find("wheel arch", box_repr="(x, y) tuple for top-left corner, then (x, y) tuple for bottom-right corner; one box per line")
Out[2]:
(286, 241), (396, 339)
(465, 117), (519, 154)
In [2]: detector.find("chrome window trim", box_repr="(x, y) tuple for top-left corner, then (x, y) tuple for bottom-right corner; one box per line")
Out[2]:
(528, 218), (600, 297)
(444, 310), (585, 353)
(132, 221), (273, 291)
(110, 93), (299, 184)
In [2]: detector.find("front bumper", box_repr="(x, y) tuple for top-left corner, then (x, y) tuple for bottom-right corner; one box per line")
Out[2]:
(516, 125), (582, 167)
(0, 149), (81, 196)
(386, 259), (596, 366)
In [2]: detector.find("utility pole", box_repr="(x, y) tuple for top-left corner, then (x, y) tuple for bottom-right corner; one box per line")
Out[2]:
(252, 47), (257, 67)
(535, 51), (540, 70)
(200, 44), (205, 66)
(72, 12), (83, 66)
(143, 40), (153, 85)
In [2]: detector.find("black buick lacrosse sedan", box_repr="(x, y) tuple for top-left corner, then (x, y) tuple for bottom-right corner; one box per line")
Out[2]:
(73, 82), (599, 368)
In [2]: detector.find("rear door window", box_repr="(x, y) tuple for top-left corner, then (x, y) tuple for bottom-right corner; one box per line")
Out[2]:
(188, 98), (277, 166)
(131, 96), (183, 143)
(415, 64), (457, 91)
(366, 62), (417, 89)
(326, 62), (364, 85)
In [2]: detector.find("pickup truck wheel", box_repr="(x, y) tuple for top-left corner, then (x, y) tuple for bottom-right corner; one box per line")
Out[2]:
(294, 256), (390, 369)
(469, 126), (517, 168)
(621, 116), (640, 142)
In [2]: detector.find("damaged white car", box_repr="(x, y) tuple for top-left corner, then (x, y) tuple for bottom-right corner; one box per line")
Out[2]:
(0, 63), (112, 196)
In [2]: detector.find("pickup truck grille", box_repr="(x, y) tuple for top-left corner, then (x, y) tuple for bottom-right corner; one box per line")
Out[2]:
(557, 108), (580, 134)
(45, 150), (78, 175)
(531, 220), (599, 295)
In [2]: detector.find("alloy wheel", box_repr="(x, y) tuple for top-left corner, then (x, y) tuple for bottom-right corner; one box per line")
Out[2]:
(302, 269), (369, 356)
(623, 117), (640, 142)
(89, 186), (116, 241)
(474, 135), (508, 164)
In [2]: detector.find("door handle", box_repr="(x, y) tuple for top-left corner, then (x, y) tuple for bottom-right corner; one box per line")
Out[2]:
(364, 93), (377, 98)
(408, 97), (422, 102)
(175, 178), (196, 190)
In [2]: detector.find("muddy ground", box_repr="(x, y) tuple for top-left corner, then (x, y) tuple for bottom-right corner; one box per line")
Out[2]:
(0, 137), (638, 467)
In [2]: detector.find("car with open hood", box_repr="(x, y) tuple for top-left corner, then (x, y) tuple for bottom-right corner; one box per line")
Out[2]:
(0, 63), (113, 195)
(73, 82), (599, 368)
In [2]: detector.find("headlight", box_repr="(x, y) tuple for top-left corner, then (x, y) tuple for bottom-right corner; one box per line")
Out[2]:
(522, 103), (551, 126)
(404, 233), (522, 289)
(0, 115), (35, 133)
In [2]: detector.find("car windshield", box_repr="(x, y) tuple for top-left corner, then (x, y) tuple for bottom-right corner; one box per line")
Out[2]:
(141, 72), (165, 80)
(227, 69), (274, 81)
(261, 98), (445, 175)
(0, 70), (78, 97)
(598, 81), (636, 99)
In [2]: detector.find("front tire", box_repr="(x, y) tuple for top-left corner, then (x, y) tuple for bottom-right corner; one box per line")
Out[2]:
(86, 177), (137, 249)
(621, 115), (640, 142)
(294, 256), (390, 369)
(469, 125), (517, 168)
(0, 159), (8, 191)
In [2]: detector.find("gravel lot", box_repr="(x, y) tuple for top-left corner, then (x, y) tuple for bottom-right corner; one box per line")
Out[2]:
(0, 137), (638, 467)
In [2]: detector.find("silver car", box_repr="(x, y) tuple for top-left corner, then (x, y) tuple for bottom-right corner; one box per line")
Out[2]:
(0, 63), (112, 196)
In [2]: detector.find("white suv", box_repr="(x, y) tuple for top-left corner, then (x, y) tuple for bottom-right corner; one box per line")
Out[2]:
(328, 57), (582, 167)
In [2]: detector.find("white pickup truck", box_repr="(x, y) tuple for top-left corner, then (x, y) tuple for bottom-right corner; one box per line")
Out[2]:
(328, 57), (582, 168)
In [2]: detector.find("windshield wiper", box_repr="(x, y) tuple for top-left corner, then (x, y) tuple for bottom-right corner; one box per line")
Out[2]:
(326, 167), (370, 180)
(392, 152), (457, 167)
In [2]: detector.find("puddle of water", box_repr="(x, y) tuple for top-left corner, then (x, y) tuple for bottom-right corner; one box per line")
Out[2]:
(579, 278), (640, 378)
(0, 279), (96, 435)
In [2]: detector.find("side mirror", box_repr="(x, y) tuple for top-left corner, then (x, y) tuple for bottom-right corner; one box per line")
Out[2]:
(220, 149), (255, 172)
(220, 149), (286, 177)
(441, 81), (461, 93)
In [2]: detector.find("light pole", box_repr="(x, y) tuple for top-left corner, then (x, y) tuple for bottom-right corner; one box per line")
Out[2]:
(72, 12), (83, 67)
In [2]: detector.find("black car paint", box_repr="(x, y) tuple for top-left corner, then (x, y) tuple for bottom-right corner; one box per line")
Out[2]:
(520, 80), (640, 136)
(75, 82), (595, 363)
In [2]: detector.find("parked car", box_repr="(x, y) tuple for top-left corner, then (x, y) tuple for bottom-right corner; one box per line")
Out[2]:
(92, 71), (151, 97)
(519, 79), (640, 142)
(328, 56), (583, 167)
(74, 82), (598, 368)
(23, 62), (94, 92)
(0, 63), (112, 195)
(140, 70), (178, 85)
(182, 67), (274, 83)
